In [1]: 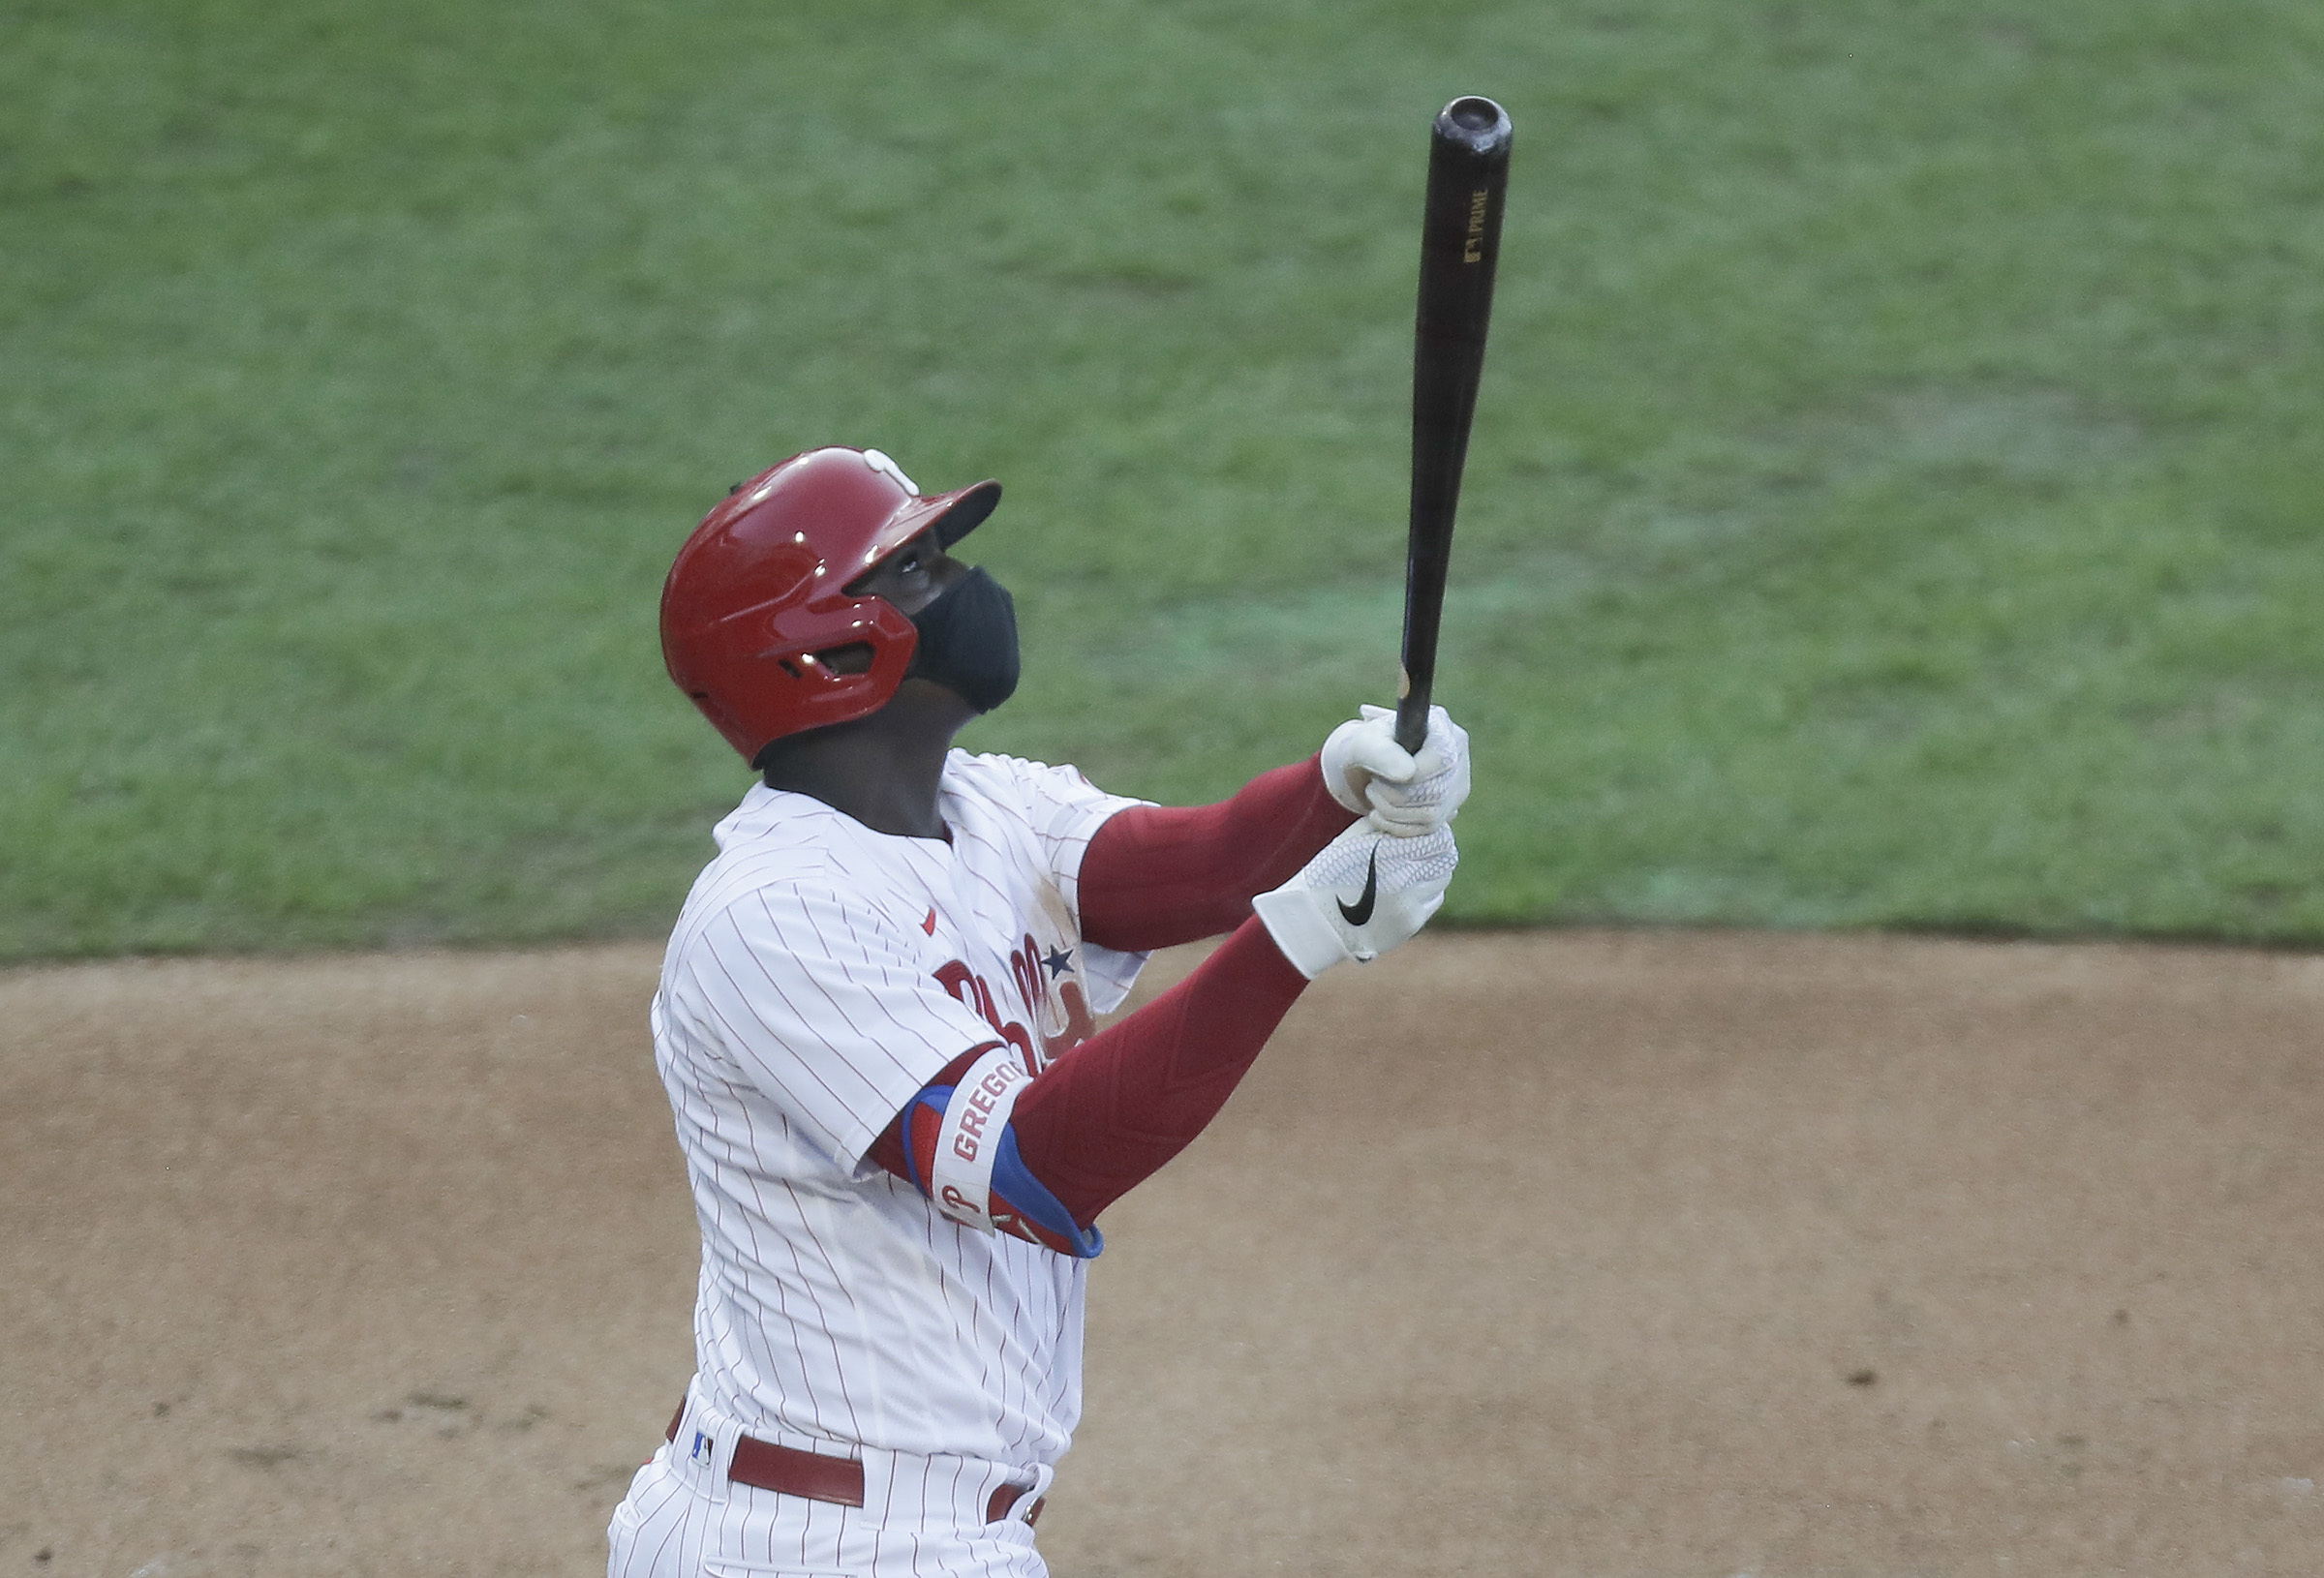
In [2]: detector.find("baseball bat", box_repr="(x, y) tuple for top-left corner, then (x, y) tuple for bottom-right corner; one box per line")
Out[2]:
(1395, 96), (1513, 756)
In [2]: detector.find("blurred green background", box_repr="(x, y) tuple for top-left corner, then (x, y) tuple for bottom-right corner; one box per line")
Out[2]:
(5, 0), (2322, 958)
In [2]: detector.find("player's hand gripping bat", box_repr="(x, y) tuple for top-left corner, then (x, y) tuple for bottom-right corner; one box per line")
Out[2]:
(1394, 96), (1513, 755)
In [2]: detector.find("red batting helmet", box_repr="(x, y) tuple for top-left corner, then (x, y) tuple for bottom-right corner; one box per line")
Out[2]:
(660, 445), (1002, 760)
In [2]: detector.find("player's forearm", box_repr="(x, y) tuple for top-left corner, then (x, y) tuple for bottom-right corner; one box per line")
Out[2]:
(1005, 917), (1305, 1223)
(1079, 755), (1357, 952)
(868, 918), (1307, 1236)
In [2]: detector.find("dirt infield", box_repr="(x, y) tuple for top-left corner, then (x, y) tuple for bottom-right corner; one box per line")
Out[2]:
(7, 929), (2323, 1577)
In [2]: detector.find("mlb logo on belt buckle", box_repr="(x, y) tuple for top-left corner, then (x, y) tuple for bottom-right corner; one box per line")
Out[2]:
(691, 1429), (713, 1463)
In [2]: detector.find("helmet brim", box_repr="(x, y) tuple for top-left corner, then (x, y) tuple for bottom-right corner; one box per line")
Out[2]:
(931, 479), (1001, 547)
(854, 478), (1003, 579)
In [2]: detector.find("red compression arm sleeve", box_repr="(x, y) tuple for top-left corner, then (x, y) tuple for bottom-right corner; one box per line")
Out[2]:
(1079, 754), (1357, 952)
(868, 917), (1307, 1228)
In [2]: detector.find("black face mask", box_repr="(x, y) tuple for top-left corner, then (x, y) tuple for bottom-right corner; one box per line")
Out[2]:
(907, 566), (1020, 713)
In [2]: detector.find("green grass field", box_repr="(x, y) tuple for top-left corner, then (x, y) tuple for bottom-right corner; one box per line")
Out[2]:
(6, 0), (2323, 958)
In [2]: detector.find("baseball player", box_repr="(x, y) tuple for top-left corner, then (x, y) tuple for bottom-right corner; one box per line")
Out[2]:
(610, 445), (1469, 1576)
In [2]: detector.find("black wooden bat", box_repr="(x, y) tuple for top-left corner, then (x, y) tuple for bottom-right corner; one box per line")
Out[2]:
(1395, 96), (1512, 755)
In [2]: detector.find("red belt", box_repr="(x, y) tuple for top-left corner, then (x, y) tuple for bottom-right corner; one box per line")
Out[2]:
(665, 1404), (1045, 1527)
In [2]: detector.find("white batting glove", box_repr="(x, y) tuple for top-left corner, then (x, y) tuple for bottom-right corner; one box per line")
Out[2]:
(1320, 704), (1472, 837)
(1252, 820), (1458, 979)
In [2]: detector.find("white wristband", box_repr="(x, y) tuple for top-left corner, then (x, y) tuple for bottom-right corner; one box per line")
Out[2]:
(929, 1047), (1033, 1233)
(1251, 886), (1357, 979)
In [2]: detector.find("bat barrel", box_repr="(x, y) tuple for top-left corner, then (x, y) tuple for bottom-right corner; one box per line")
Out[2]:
(1397, 96), (1512, 754)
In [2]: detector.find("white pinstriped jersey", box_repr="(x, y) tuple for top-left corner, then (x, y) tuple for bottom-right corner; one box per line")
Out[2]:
(650, 751), (1149, 1472)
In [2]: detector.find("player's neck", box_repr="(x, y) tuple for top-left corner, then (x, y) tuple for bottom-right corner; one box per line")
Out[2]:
(757, 679), (978, 841)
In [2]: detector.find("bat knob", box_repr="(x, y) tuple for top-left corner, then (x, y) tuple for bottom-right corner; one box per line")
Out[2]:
(1435, 96), (1513, 159)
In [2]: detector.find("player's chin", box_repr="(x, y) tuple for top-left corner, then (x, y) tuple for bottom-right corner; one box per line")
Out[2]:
(893, 674), (990, 720)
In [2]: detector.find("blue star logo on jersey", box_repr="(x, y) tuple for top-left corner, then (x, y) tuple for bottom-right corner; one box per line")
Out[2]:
(1042, 946), (1074, 980)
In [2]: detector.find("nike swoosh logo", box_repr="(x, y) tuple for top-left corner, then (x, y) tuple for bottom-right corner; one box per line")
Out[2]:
(1337, 843), (1382, 926)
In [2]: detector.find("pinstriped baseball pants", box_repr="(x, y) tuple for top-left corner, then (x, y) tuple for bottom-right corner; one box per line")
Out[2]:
(608, 1388), (1052, 1578)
